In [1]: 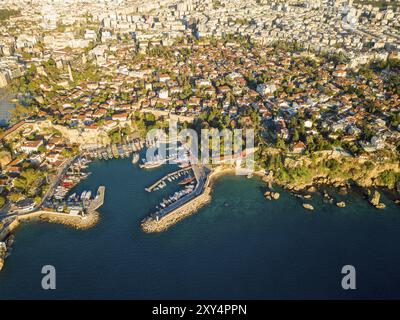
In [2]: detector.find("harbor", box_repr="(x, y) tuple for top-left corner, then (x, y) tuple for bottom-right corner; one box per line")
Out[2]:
(141, 164), (212, 232)
(42, 153), (106, 218)
(0, 153), (107, 262)
(0, 137), (171, 267)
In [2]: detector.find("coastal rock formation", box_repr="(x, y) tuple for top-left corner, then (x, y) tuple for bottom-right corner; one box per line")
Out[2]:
(261, 171), (274, 188)
(338, 187), (348, 195)
(264, 191), (280, 200)
(323, 192), (334, 204)
(277, 155), (399, 192)
(376, 203), (386, 209)
(368, 190), (386, 209)
(307, 186), (317, 193)
(303, 203), (314, 210)
(272, 192), (280, 200)
(369, 190), (380, 206)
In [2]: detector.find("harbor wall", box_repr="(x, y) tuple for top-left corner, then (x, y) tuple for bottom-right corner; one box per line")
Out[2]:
(0, 210), (99, 241)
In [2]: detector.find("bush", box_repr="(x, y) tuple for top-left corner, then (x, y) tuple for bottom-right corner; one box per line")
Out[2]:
(325, 158), (340, 171)
(377, 170), (400, 189)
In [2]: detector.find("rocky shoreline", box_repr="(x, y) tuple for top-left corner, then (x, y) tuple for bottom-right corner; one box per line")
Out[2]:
(142, 164), (400, 234)
(259, 168), (400, 210)
(262, 177), (399, 210)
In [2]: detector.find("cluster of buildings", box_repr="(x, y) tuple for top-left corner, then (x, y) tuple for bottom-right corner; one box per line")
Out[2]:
(14, 36), (400, 156)
(0, 0), (399, 88)
(191, 0), (400, 66)
(0, 0), (399, 210)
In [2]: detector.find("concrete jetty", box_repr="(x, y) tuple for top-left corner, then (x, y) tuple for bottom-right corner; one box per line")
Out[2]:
(0, 209), (100, 242)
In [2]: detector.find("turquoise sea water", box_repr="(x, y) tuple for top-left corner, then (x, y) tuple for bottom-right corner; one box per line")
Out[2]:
(0, 158), (399, 299)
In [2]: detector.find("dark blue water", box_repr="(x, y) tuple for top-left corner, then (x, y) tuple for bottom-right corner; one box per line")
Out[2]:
(0, 158), (399, 299)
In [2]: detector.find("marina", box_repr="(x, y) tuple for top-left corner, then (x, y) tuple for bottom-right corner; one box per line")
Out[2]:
(143, 164), (210, 225)
(1, 158), (400, 299)
(144, 167), (193, 192)
(41, 155), (106, 217)
(139, 146), (190, 170)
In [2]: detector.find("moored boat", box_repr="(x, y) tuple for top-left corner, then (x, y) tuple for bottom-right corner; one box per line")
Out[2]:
(178, 176), (195, 185)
